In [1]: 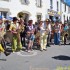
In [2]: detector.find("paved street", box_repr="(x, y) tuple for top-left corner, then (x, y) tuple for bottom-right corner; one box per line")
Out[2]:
(0, 44), (70, 70)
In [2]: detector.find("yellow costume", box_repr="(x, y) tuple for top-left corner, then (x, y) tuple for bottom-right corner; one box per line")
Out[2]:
(9, 23), (22, 51)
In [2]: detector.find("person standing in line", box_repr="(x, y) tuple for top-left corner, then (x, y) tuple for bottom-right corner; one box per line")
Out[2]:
(9, 17), (22, 52)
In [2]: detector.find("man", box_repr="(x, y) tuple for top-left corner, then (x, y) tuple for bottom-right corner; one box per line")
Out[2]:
(63, 23), (69, 45)
(26, 20), (35, 52)
(9, 17), (22, 52)
(45, 19), (52, 47)
(0, 16), (10, 56)
(39, 21), (48, 51)
(54, 21), (61, 45)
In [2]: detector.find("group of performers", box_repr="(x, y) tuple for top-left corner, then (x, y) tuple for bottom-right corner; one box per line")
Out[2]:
(0, 15), (69, 55)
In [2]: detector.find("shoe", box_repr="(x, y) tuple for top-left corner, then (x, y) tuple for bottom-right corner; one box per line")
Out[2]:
(4, 51), (11, 56)
(27, 50), (31, 53)
(40, 50), (43, 52)
(43, 49), (47, 51)
(30, 49), (33, 51)
(47, 45), (51, 47)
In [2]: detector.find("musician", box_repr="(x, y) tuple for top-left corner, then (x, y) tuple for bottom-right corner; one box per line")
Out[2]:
(63, 23), (69, 45)
(26, 20), (35, 52)
(0, 16), (10, 56)
(39, 21), (48, 51)
(45, 19), (52, 47)
(54, 21), (61, 45)
(18, 18), (25, 47)
(9, 17), (22, 52)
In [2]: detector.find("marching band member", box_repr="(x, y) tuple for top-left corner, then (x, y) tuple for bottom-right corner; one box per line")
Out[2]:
(9, 17), (22, 52)
(39, 21), (48, 51)
(45, 19), (52, 47)
(54, 21), (61, 45)
(26, 20), (35, 52)
(63, 23), (69, 45)
(0, 16), (10, 56)
(19, 18), (25, 47)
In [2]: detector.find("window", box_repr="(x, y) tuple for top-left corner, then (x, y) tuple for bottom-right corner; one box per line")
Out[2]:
(36, 0), (42, 7)
(65, 4), (66, 12)
(64, 15), (65, 21)
(68, 7), (70, 13)
(37, 14), (42, 22)
(50, 0), (53, 9)
(57, 1), (59, 11)
(21, 0), (29, 5)
(0, 11), (8, 18)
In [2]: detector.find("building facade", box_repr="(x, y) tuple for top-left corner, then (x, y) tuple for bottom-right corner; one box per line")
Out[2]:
(0, 0), (70, 23)
(60, 0), (70, 23)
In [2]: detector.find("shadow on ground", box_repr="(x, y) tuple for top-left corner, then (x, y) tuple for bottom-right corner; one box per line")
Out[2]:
(61, 43), (70, 45)
(52, 55), (70, 61)
(0, 59), (6, 61)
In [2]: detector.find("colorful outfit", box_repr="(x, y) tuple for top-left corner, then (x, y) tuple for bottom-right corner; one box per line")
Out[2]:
(27, 24), (35, 51)
(39, 23), (48, 50)
(0, 24), (5, 52)
(9, 23), (22, 51)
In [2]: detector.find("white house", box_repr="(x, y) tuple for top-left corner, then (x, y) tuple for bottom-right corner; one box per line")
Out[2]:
(60, 0), (70, 23)
(0, 0), (70, 23)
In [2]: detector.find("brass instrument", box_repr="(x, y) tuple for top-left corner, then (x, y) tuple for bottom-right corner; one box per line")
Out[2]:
(63, 31), (69, 37)
(20, 24), (25, 33)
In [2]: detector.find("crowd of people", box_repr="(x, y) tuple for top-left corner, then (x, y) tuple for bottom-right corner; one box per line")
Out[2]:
(0, 15), (69, 56)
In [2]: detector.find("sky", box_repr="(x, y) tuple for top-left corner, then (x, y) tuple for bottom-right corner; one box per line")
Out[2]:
(64, 0), (70, 6)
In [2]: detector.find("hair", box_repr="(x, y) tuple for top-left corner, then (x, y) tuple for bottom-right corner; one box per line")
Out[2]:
(13, 17), (18, 22)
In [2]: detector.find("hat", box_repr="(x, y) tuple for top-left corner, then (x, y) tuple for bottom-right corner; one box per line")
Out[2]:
(0, 16), (2, 20)
(13, 17), (18, 22)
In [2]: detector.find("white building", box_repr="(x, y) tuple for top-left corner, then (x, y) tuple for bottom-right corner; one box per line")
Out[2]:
(60, 0), (70, 23)
(0, 0), (70, 23)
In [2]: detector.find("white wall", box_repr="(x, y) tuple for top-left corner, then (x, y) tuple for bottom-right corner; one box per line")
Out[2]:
(0, 0), (70, 23)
